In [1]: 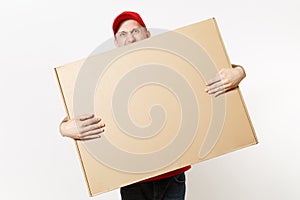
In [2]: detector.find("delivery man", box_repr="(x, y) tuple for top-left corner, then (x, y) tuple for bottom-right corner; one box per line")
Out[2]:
(59, 11), (246, 200)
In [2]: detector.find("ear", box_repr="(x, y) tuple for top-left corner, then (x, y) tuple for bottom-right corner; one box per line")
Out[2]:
(146, 30), (151, 38)
(114, 37), (119, 47)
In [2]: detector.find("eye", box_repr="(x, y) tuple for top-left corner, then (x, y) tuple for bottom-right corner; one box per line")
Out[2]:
(118, 32), (127, 37)
(132, 28), (140, 34)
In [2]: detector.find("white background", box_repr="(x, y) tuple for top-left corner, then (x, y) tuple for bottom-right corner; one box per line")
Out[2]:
(0, 0), (299, 199)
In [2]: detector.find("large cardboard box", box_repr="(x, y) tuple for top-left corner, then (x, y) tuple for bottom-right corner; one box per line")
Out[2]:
(54, 18), (257, 196)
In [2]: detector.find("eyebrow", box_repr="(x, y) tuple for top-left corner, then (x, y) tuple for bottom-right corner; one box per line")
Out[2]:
(117, 26), (142, 33)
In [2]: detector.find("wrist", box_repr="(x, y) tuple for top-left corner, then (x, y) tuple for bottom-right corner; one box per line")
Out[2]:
(59, 117), (68, 137)
(233, 64), (246, 78)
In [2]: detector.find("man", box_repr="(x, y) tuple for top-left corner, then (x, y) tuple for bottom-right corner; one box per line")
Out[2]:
(60, 11), (246, 200)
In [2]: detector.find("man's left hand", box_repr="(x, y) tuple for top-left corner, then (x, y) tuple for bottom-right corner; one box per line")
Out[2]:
(205, 65), (246, 97)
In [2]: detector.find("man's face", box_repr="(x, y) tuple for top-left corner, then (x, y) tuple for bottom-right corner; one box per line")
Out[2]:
(114, 19), (151, 47)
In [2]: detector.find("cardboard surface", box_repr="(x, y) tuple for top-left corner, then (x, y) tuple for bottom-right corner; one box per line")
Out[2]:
(54, 18), (257, 196)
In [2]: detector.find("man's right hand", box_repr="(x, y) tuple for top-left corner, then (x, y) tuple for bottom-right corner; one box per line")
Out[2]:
(60, 114), (105, 140)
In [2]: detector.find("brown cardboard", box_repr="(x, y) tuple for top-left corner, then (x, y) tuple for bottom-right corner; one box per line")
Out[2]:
(54, 18), (257, 196)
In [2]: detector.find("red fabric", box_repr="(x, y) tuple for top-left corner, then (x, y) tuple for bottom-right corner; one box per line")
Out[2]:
(140, 165), (191, 183)
(112, 11), (146, 34)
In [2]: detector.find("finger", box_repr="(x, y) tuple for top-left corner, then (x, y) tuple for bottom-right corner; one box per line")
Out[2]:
(208, 83), (227, 95)
(206, 75), (221, 86)
(80, 123), (102, 133)
(214, 83), (232, 97)
(81, 117), (102, 127)
(206, 81), (225, 92)
(75, 133), (102, 141)
(78, 128), (104, 139)
(79, 114), (94, 121)
(81, 135), (101, 141)
(99, 122), (106, 128)
(214, 89), (227, 97)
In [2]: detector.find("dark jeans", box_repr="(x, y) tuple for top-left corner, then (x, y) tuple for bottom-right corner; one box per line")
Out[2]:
(120, 173), (186, 200)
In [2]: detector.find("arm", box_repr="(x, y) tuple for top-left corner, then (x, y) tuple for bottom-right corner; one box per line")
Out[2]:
(60, 114), (105, 140)
(205, 64), (246, 97)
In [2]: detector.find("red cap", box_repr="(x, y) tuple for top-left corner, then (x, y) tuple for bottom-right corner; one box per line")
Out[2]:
(112, 11), (146, 35)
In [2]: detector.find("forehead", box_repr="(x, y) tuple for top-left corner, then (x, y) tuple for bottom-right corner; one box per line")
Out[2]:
(117, 19), (142, 32)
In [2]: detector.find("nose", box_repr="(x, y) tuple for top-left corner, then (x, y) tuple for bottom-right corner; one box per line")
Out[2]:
(126, 33), (136, 43)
